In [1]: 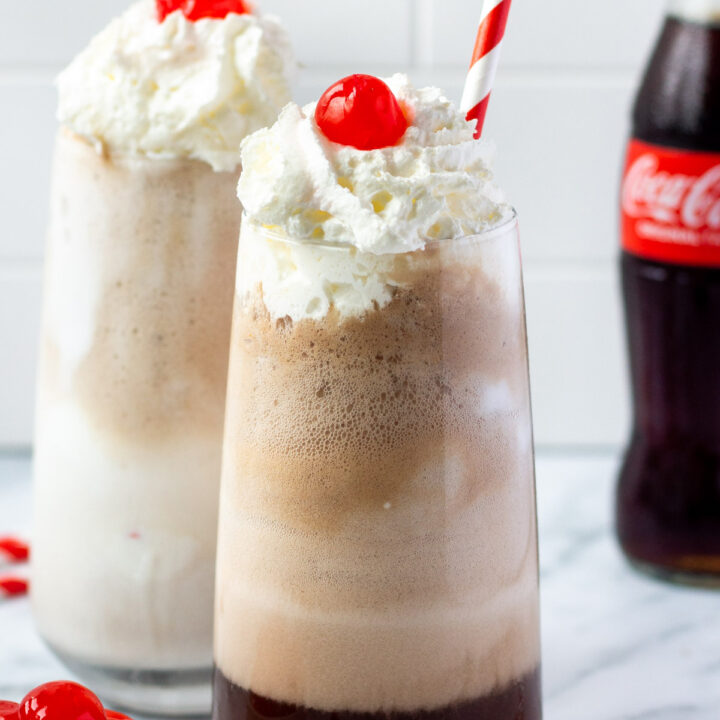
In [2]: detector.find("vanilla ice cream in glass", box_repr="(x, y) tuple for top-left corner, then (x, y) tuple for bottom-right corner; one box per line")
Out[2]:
(32, 0), (295, 714)
(213, 74), (542, 720)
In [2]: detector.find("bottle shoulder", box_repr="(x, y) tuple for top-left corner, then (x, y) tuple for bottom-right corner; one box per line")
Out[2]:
(632, 17), (720, 151)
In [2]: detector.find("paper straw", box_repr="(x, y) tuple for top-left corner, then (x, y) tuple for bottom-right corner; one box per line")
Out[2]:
(461, 0), (512, 139)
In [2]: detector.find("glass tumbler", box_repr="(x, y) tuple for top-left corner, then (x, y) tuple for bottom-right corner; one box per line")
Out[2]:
(213, 215), (542, 720)
(32, 128), (242, 715)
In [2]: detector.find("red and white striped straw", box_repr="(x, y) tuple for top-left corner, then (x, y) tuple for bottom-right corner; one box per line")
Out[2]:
(461, 0), (512, 139)
(0, 537), (30, 564)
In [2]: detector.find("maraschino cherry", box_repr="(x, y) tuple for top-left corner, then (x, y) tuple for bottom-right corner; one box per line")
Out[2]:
(156, 0), (251, 22)
(18, 682), (105, 720)
(105, 712), (133, 720)
(0, 537), (30, 563)
(315, 74), (409, 151)
(0, 701), (19, 720)
(0, 577), (28, 598)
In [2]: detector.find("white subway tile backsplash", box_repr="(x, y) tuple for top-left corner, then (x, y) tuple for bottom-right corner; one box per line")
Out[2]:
(261, 0), (414, 68)
(487, 77), (634, 263)
(524, 262), (630, 448)
(0, 2), (129, 68)
(421, 0), (664, 70)
(0, 0), (414, 70)
(10, 0), (660, 75)
(0, 266), (42, 448)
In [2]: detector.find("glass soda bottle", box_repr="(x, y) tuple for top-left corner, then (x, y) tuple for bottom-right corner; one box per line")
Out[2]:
(618, 0), (720, 585)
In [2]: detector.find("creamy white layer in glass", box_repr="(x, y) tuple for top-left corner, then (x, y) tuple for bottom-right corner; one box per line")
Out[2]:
(213, 76), (541, 719)
(32, 1), (294, 714)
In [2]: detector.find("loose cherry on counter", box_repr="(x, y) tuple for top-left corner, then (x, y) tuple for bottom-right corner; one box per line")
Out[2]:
(18, 682), (105, 720)
(0, 701), (20, 719)
(0, 577), (28, 598)
(156, 0), (250, 22)
(315, 74), (409, 151)
(0, 537), (30, 563)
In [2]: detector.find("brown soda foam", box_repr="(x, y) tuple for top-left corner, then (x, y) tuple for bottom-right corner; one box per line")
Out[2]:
(215, 230), (541, 713)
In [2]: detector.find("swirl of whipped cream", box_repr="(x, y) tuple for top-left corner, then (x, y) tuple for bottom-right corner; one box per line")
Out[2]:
(237, 74), (511, 253)
(58, 0), (296, 172)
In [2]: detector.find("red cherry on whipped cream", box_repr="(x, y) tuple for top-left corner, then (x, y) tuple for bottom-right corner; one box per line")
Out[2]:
(18, 682), (105, 720)
(105, 712), (133, 719)
(156, 0), (250, 22)
(0, 701), (20, 719)
(315, 74), (409, 151)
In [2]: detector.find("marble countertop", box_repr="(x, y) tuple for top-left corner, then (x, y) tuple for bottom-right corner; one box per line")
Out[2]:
(1, 453), (719, 720)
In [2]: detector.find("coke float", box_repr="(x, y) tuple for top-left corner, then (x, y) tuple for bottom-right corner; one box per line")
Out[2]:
(31, 0), (295, 713)
(212, 53), (541, 720)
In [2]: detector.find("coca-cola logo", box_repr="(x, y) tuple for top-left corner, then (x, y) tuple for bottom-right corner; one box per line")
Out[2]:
(622, 153), (720, 230)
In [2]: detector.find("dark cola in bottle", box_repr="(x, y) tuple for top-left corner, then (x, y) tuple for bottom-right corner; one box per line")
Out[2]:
(618, 0), (720, 584)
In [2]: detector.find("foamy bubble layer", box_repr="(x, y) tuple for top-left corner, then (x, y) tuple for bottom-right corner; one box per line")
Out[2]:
(58, 0), (295, 171)
(237, 74), (512, 254)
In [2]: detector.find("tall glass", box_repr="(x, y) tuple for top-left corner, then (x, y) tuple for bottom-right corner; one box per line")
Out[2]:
(32, 129), (242, 715)
(213, 216), (542, 720)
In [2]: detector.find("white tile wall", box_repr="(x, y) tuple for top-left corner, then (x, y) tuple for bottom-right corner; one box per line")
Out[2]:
(0, 0), (668, 450)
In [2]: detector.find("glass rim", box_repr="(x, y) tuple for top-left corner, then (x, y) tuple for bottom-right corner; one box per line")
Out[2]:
(241, 209), (519, 254)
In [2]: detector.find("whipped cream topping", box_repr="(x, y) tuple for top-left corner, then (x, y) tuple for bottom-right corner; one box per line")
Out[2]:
(237, 215), (519, 323)
(58, 0), (295, 172)
(237, 221), (401, 322)
(237, 74), (511, 254)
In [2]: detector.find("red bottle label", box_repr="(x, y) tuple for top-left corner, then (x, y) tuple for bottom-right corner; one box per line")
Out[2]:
(622, 140), (720, 266)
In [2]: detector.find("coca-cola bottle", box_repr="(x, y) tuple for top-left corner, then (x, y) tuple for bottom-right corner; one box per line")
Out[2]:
(618, 0), (720, 585)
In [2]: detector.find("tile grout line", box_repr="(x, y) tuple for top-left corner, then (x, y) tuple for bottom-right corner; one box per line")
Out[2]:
(0, 64), (640, 86)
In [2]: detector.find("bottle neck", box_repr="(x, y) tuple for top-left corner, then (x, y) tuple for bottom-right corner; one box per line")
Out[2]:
(667, 0), (720, 23)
